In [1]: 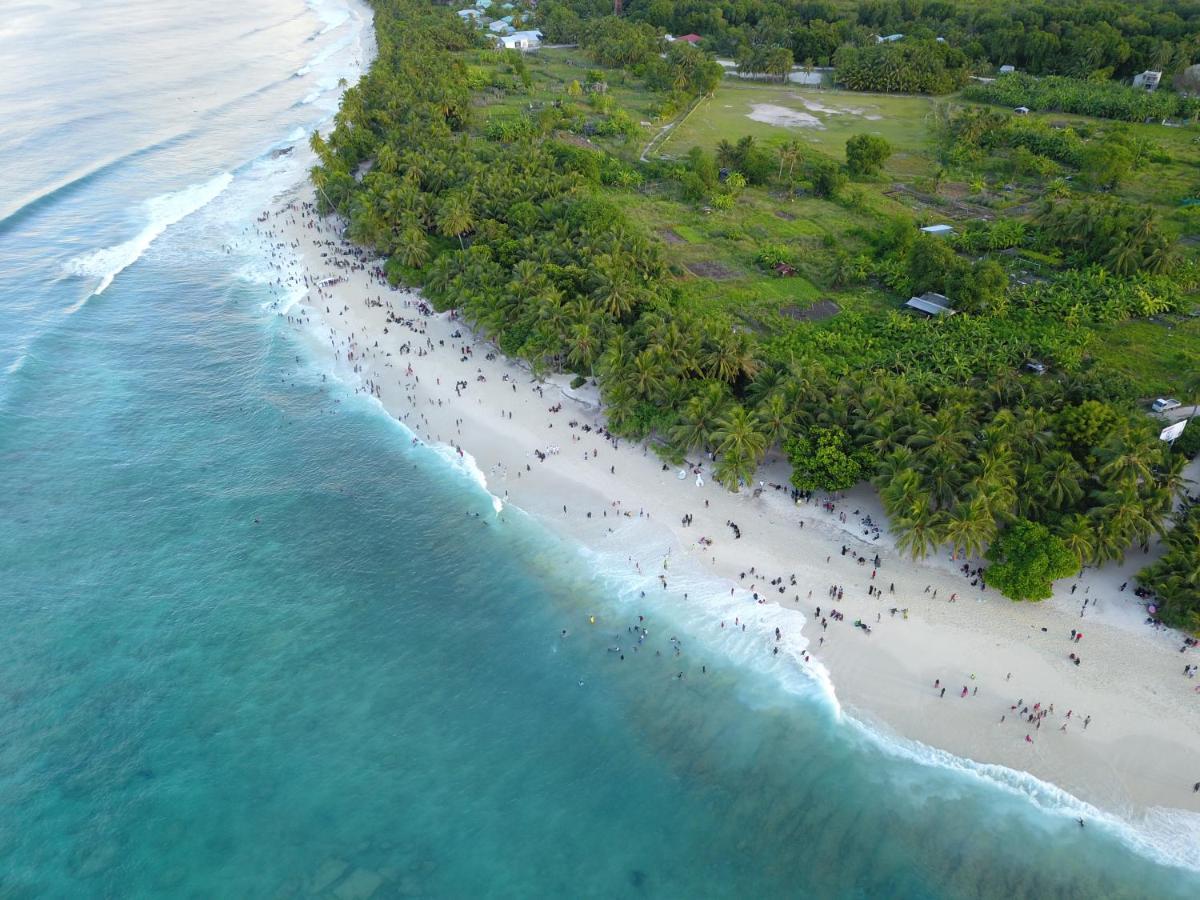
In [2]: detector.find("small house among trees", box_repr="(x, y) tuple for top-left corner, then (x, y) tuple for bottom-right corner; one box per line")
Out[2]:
(905, 292), (956, 316)
(498, 29), (541, 49)
(1133, 71), (1162, 91)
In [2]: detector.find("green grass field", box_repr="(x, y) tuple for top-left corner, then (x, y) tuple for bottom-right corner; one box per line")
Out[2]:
(1088, 317), (1200, 397)
(659, 80), (937, 176)
(617, 181), (885, 327)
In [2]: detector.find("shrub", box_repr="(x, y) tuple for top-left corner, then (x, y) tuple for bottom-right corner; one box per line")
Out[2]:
(846, 133), (892, 176)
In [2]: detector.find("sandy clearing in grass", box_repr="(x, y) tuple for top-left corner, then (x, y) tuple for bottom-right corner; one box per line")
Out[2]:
(746, 104), (823, 128)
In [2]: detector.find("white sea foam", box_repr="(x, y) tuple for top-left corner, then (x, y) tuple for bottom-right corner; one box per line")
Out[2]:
(294, 33), (356, 79)
(560, 513), (837, 711)
(844, 714), (1200, 872)
(308, 0), (352, 33)
(430, 443), (505, 514)
(319, 10), (349, 34)
(65, 172), (233, 298)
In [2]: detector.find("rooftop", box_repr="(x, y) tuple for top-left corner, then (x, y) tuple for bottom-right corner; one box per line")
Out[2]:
(905, 292), (956, 317)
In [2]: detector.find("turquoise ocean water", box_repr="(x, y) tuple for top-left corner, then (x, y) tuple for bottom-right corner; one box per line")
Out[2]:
(2, 1), (1199, 896)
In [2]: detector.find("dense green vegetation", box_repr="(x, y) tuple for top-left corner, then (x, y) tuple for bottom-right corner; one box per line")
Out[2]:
(964, 73), (1200, 121)
(540, 0), (1200, 82)
(833, 37), (969, 93)
(315, 1), (1200, 624)
(1138, 501), (1200, 631)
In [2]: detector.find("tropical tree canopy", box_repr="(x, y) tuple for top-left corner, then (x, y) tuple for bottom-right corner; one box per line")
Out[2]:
(985, 520), (1080, 602)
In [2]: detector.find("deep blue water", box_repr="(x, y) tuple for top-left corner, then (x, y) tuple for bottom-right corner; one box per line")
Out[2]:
(2, 1), (1199, 897)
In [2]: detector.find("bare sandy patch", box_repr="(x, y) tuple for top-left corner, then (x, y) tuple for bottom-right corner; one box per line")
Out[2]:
(747, 104), (823, 128)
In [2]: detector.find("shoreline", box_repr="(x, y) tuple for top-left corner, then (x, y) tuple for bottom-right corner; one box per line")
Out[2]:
(255, 186), (1200, 863)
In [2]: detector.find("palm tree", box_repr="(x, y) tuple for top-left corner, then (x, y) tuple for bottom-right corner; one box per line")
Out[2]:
(508, 259), (546, 299)
(590, 255), (641, 320)
(348, 197), (386, 249)
(906, 407), (972, 463)
(671, 382), (730, 452)
(703, 331), (759, 384)
(1089, 482), (1162, 562)
(598, 332), (635, 385)
(777, 141), (801, 179)
(755, 392), (794, 450)
(715, 139), (739, 169)
(878, 467), (930, 521)
(566, 321), (602, 377)
(631, 348), (668, 400)
(711, 405), (768, 490)
(396, 223), (430, 269)
(376, 143), (400, 175)
(1096, 433), (1157, 487)
(436, 192), (474, 249)
(971, 449), (1017, 522)
(1057, 514), (1097, 567)
(940, 499), (996, 561)
(735, 135), (756, 155)
(894, 509), (946, 560)
(652, 321), (699, 376)
(1037, 451), (1085, 512)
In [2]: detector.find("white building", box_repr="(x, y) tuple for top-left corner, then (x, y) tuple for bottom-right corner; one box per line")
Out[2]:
(457, 8), (481, 19)
(999, 65), (1015, 74)
(1133, 70), (1162, 91)
(876, 33), (904, 43)
(489, 19), (513, 34)
(920, 224), (954, 236)
(497, 29), (541, 50)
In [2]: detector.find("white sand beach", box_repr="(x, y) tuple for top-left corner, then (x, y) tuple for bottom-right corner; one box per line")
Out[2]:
(255, 189), (1200, 837)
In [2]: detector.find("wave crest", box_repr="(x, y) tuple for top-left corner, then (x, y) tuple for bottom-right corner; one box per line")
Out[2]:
(65, 172), (233, 299)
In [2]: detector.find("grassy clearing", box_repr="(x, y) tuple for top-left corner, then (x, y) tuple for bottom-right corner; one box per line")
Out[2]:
(467, 47), (663, 158)
(661, 81), (937, 171)
(617, 181), (888, 328)
(1088, 317), (1200, 397)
